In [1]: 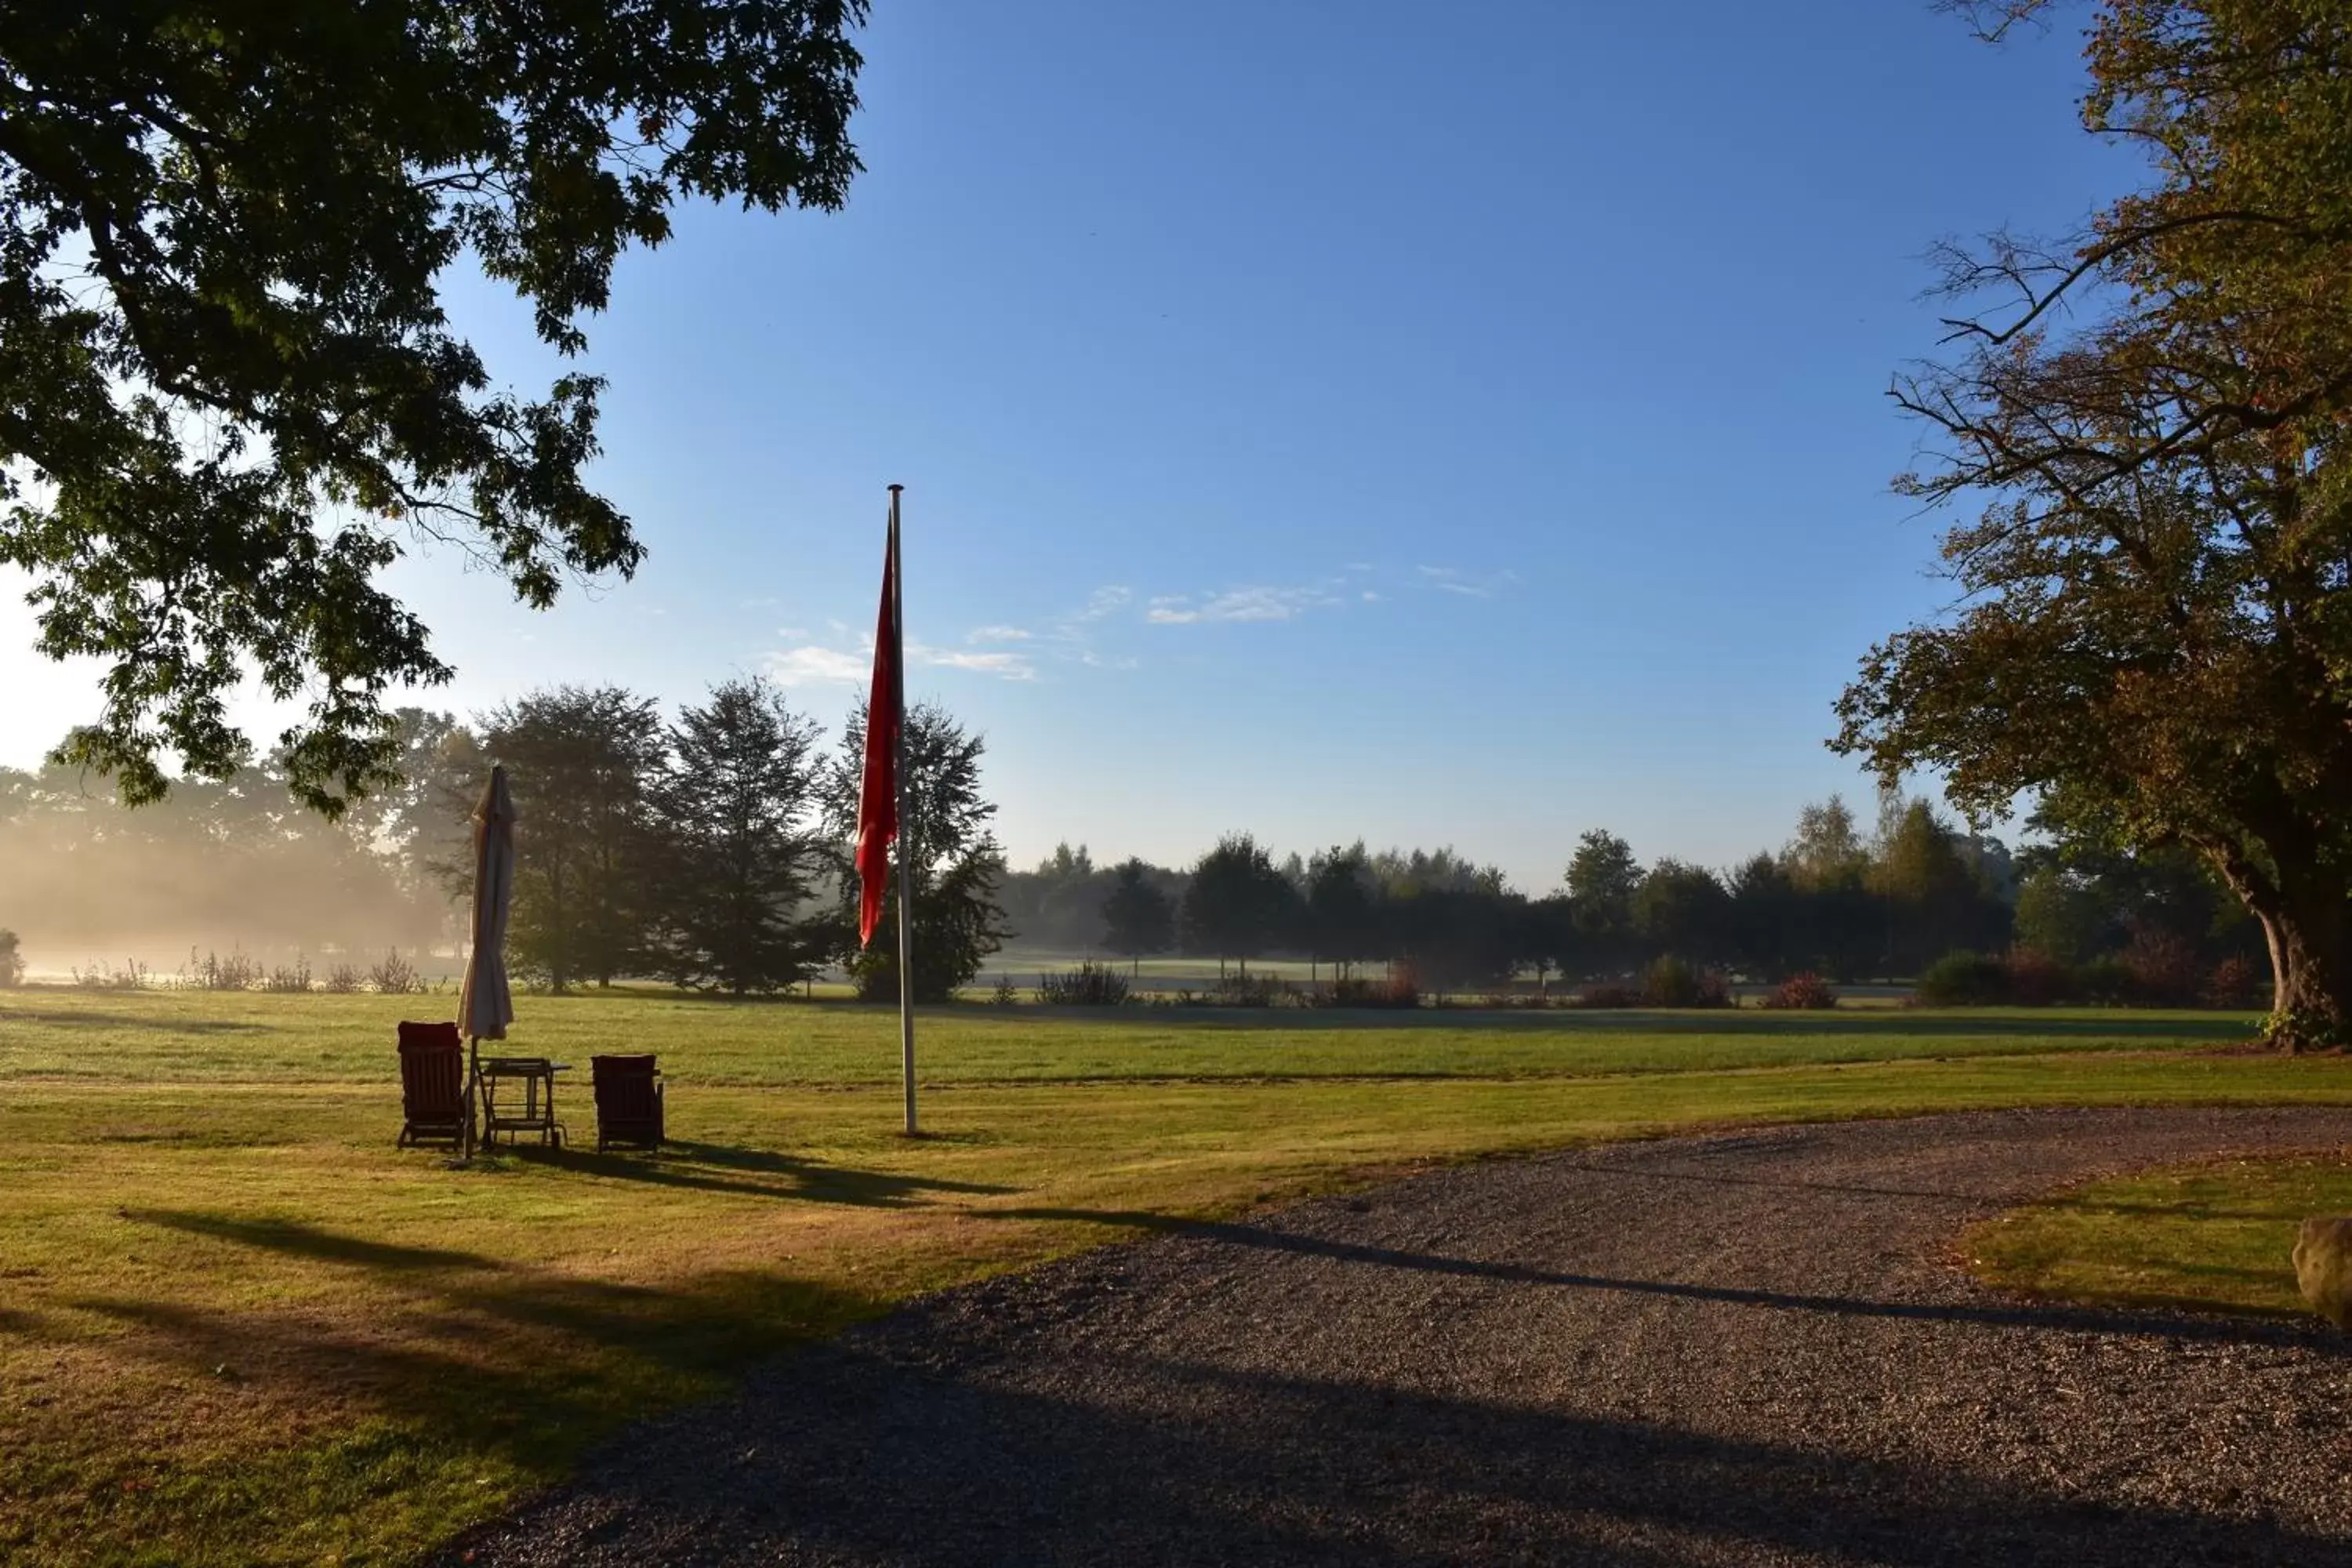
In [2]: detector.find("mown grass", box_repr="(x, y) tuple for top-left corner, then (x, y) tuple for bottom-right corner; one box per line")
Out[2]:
(1962, 1150), (2352, 1320)
(0, 987), (2263, 1084)
(0, 986), (2336, 1566)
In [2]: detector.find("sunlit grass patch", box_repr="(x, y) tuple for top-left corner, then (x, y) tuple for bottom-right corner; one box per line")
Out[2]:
(1962, 1150), (2352, 1319)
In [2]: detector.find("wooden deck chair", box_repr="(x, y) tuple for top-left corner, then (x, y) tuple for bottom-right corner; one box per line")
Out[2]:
(397, 1022), (471, 1149)
(592, 1054), (664, 1152)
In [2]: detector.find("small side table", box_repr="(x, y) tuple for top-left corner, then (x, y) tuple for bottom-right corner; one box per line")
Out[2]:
(477, 1058), (570, 1149)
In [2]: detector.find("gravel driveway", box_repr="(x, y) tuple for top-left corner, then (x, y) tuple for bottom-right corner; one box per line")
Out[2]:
(449, 1106), (2352, 1566)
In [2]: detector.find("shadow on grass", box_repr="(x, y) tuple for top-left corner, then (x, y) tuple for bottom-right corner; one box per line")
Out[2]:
(79, 1213), (887, 1485)
(125, 1211), (498, 1272)
(0, 1007), (267, 1036)
(523, 1142), (1015, 1207)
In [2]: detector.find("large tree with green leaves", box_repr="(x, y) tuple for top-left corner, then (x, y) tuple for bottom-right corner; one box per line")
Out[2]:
(825, 699), (1010, 1004)
(474, 684), (664, 991)
(0, 2), (866, 814)
(1099, 858), (1176, 976)
(1178, 833), (1297, 978)
(1838, 1), (2352, 1045)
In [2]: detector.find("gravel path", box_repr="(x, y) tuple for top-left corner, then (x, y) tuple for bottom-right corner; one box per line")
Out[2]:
(450, 1107), (2352, 1566)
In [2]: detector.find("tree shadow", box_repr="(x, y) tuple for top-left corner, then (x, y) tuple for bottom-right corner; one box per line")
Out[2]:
(125, 1210), (499, 1272)
(524, 1142), (1014, 1208)
(0, 1007), (267, 1036)
(450, 1339), (2352, 1567)
(983, 1204), (2347, 1355)
(76, 1212), (886, 1483)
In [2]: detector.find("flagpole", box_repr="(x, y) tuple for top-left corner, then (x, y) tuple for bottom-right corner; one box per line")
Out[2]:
(889, 484), (917, 1136)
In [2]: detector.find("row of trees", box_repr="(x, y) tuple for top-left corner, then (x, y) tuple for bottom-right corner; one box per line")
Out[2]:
(444, 683), (1009, 999)
(3, 695), (2259, 998)
(0, 681), (1014, 1000)
(1005, 792), (2259, 992)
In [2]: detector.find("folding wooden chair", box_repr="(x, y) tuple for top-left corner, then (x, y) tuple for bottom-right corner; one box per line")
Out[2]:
(396, 1022), (472, 1150)
(591, 1054), (664, 1152)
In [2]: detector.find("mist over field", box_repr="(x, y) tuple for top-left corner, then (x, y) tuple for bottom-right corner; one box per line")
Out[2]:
(0, 762), (456, 981)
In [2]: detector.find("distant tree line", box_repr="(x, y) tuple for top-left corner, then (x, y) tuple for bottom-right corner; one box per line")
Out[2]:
(0, 679), (1010, 1000)
(1000, 790), (2264, 996)
(4, 707), (2263, 1001)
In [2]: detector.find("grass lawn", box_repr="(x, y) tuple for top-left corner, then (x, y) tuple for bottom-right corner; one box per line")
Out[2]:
(0, 986), (2339, 1566)
(1962, 1151), (2352, 1320)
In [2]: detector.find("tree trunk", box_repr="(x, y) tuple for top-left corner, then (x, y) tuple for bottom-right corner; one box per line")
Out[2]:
(2213, 846), (2352, 1050)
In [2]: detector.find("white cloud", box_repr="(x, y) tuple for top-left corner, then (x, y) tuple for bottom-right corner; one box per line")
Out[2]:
(909, 643), (1036, 681)
(1415, 564), (1515, 599)
(775, 626), (809, 641)
(1070, 585), (1132, 622)
(967, 625), (1033, 644)
(1361, 590), (1382, 602)
(764, 645), (869, 686)
(1147, 583), (1341, 625)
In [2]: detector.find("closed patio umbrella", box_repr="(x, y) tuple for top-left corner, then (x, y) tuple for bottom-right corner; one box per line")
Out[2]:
(457, 764), (517, 1156)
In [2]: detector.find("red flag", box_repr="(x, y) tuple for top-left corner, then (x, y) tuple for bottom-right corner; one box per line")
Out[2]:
(854, 510), (901, 946)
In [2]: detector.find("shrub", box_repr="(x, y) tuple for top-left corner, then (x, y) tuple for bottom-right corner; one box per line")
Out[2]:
(1760, 971), (1838, 1011)
(72, 957), (150, 990)
(2001, 948), (2074, 1007)
(1916, 949), (2010, 1007)
(0, 929), (21, 988)
(1036, 961), (1131, 1007)
(1206, 971), (1287, 1007)
(1317, 973), (1421, 1009)
(2074, 956), (2136, 1006)
(2121, 927), (2203, 1007)
(263, 954), (313, 993)
(990, 975), (1020, 1006)
(1639, 955), (1730, 1008)
(368, 949), (423, 995)
(323, 961), (362, 994)
(1575, 981), (1645, 1009)
(182, 948), (261, 991)
(2205, 955), (2268, 1010)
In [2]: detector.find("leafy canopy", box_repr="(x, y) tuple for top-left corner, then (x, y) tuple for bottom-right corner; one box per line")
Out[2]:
(0, 1), (866, 813)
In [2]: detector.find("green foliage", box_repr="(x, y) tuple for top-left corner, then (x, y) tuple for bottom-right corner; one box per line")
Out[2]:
(1639, 955), (1730, 1009)
(1304, 844), (1381, 973)
(0, 2), (868, 811)
(0, 927), (20, 987)
(1632, 860), (1731, 965)
(1178, 833), (1298, 972)
(1915, 950), (2012, 1007)
(2013, 868), (2111, 967)
(1566, 829), (1642, 958)
(647, 678), (826, 996)
(1316, 971), (1421, 1009)
(828, 701), (1011, 1004)
(477, 686), (666, 992)
(1840, 3), (2352, 1047)
(1036, 961), (1131, 1007)
(1099, 858), (1176, 967)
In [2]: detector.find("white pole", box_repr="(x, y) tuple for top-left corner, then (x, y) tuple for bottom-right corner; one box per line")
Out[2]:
(890, 485), (916, 1136)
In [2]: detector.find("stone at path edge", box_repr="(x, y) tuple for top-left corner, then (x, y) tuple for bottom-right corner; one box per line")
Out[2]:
(2292, 1215), (2352, 1329)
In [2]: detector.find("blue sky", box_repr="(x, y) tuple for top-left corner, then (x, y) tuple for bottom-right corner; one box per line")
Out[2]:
(0, 0), (2136, 888)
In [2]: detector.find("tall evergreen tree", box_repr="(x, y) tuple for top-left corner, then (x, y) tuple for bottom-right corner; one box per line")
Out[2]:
(649, 678), (824, 995)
